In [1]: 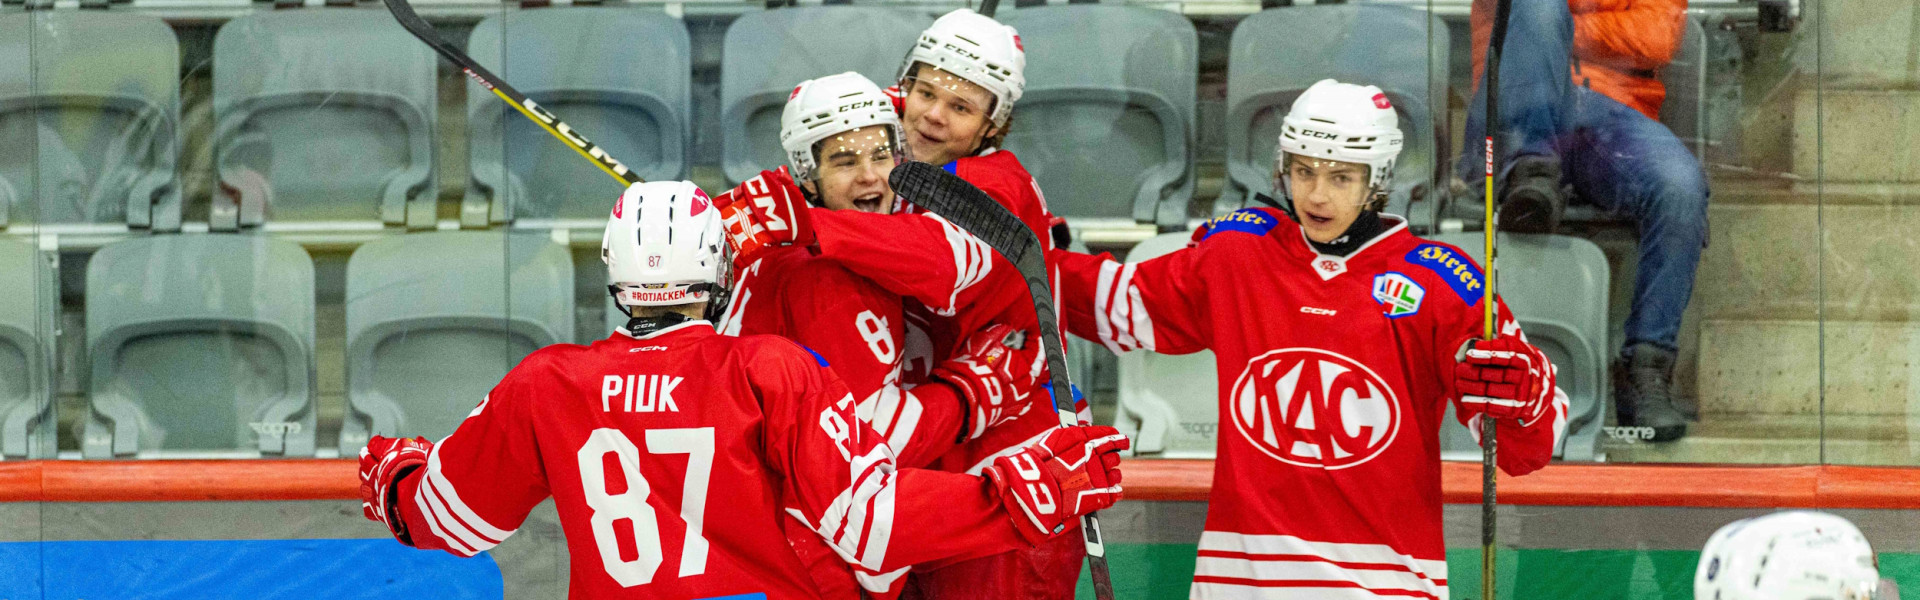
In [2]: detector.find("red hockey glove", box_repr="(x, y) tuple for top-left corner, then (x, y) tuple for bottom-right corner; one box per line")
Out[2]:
(1454, 334), (1555, 425)
(932, 324), (1043, 440)
(882, 84), (906, 116)
(983, 425), (1129, 544)
(713, 167), (815, 267)
(359, 435), (433, 542)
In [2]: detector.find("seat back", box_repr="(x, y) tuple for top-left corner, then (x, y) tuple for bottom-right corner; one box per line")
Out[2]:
(0, 238), (55, 458)
(997, 6), (1196, 228)
(1112, 231), (1219, 457)
(84, 234), (317, 457)
(720, 7), (930, 185)
(465, 8), (690, 226)
(0, 11), (182, 231)
(1427, 232), (1610, 460)
(212, 9), (437, 229)
(342, 232), (573, 446)
(1221, 5), (1447, 225)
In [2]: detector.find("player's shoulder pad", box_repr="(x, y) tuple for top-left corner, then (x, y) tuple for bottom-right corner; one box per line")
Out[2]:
(1403, 241), (1485, 305)
(1193, 207), (1287, 243)
(743, 334), (831, 369)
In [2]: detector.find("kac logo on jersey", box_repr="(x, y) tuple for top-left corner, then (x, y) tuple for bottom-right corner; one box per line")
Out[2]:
(1407, 244), (1484, 305)
(1371, 273), (1425, 318)
(1229, 348), (1401, 470)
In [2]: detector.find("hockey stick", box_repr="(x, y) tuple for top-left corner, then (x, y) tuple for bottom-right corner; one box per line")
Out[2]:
(1481, 0), (1515, 595)
(978, 0), (1002, 17)
(888, 161), (1115, 600)
(381, 0), (641, 187)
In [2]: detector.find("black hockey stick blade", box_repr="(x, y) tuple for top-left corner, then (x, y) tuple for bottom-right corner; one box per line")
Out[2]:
(889, 161), (1115, 600)
(382, 0), (641, 187)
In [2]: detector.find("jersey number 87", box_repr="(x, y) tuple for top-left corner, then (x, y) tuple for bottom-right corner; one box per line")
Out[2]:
(577, 427), (715, 587)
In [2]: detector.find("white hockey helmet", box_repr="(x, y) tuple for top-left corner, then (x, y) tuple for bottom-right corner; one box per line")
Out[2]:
(602, 180), (730, 316)
(897, 8), (1026, 127)
(1274, 79), (1405, 208)
(780, 72), (906, 183)
(1695, 511), (1881, 600)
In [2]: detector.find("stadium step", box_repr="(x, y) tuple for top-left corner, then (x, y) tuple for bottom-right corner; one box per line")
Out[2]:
(1602, 413), (1920, 465)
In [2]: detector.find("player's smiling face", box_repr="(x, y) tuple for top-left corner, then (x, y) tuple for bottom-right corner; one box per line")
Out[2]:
(901, 65), (997, 165)
(806, 124), (899, 214)
(1283, 154), (1370, 243)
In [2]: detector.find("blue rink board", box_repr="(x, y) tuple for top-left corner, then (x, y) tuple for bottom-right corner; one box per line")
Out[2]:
(0, 538), (502, 600)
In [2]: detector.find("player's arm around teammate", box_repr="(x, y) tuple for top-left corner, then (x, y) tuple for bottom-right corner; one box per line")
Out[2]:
(715, 72), (1047, 468)
(356, 180), (1126, 598)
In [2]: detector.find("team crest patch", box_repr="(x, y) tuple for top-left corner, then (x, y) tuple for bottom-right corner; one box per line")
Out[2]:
(1201, 208), (1279, 241)
(1372, 273), (1425, 318)
(1406, 244), (1484, 305)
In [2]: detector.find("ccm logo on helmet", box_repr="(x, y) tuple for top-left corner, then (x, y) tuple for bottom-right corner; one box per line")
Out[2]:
(942, 43), (981, 60)
(1300, 129), (1339, 140)
(1230, 348), (1401, 470)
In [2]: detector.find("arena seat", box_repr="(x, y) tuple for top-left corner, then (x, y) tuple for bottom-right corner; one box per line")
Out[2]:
(82, 234), (317, 458)
(464, 8), (690, 227)
(0, 11), (182, 231)
(1110, 231), (1219, 458)
(211, 8), (437, 230)
(996, 5), (1197, 229)
(341, 232), (573, 447)
(720, 6), (930, 186)
(1218, 5), (1447, 227)
(1428, 232), (1609, 460)
(0, 238), (55, 458)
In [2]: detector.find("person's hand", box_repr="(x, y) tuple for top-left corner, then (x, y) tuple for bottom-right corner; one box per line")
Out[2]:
(933, 324), (1044, 440)
(982, 426), (1129, 544)
(1455, 334), (1555, 425)
(359, 435), (434, 542)
(714, 167), (814, 266)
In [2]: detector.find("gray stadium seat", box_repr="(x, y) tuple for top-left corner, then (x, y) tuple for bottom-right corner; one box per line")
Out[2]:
(83, 234), (317, 458)
(0, 11), (182, 231)
(211, 9), (437, 230)
(1110, 231), (1218, 457)
(721, 7), (931, 185)
(998, 6), (1196, 229)
(0, 238), (55, 458)
(465, 8), (690, 227)
(1429, 232), (1609, 460)
(342, 232), (573, 447)
(1219, 5), (1448, 226)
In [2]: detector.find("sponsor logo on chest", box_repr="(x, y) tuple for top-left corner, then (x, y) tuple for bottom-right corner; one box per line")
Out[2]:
(1371, 272), (1426, 318)
(1229, 348), (1401, 469)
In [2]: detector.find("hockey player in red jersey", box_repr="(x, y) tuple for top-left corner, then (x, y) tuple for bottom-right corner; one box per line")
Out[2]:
(714, 10), (1090, 599)
(356, 180), (1130, 599)
(1052, 79), (1570, 600)
(714, 71), (1044, 469)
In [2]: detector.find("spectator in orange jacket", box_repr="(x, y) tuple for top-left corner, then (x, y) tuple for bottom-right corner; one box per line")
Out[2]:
(1459, 0), (1705, 441)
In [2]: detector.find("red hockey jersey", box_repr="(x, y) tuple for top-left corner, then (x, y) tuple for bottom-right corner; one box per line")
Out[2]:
(1055, 208), (1569, 600)
(808, 149), (1080, 474)
(389, 320), (1026, 599)
(716, 245), (966, 468)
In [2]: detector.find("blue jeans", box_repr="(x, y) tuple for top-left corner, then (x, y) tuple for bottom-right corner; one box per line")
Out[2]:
(1456, 0), (1710, 354)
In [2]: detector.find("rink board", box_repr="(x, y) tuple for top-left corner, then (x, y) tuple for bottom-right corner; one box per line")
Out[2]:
(3, 460), (1919, 599)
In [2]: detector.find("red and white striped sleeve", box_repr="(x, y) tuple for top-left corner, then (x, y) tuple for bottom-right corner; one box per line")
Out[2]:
(751, 340), (1025, 595)
(392, 365), (554, 557)
(1054, 246), (1213, 356)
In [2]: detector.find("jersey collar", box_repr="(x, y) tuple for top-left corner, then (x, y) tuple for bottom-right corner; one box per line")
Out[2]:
(1294, 214), (1410, 281)
(615, 319), (714, 340)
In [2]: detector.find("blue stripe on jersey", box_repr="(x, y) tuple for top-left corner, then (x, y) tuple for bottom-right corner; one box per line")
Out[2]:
(942, 161), (959, 175)
(802, 345), (830, 368)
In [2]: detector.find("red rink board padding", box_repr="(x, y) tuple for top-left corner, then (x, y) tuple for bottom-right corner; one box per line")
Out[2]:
(2, 459), (1919, 508)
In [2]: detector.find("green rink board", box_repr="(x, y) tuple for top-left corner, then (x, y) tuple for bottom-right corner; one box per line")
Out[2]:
(1074, 545), (1920, 599)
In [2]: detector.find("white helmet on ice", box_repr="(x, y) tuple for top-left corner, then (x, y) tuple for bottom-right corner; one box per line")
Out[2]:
(602, 180), (730, 317)
(780, 72), (906, 183)
(1695, 511), (1881, 600)
(1274, 79), (1405, 210)
(897, 8), (1026, 127)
